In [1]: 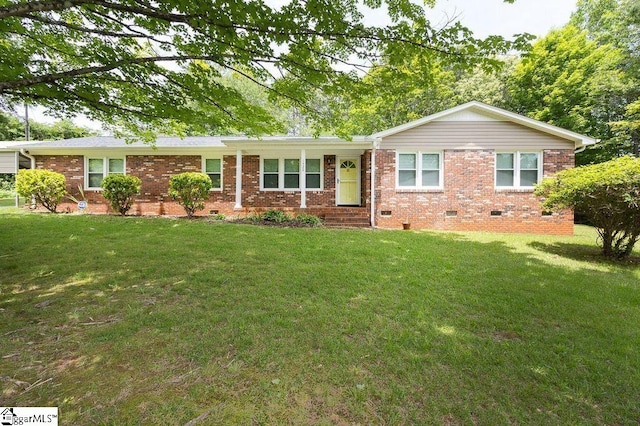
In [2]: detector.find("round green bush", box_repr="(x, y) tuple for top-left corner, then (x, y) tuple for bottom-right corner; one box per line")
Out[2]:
(168, 172), (212, 217)
(101, 174), (142, 216)
(16, 169), (66, 212)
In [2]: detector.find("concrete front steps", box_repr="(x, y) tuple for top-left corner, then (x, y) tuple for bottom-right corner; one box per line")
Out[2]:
(305, 207), (371, 228)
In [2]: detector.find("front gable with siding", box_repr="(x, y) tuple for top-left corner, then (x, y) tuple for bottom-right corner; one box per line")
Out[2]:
(8, 102), (595, 235)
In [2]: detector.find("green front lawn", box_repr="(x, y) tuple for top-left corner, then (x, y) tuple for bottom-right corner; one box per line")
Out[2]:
(1, 212), (639, 424)
(0, 197), (17, 207)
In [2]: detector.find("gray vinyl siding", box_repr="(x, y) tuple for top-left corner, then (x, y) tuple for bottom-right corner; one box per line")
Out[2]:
(380, 121), (575, 150)
(0, 152), (16, 173)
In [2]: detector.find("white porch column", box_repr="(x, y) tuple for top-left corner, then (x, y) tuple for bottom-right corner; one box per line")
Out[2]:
(234, 149), (242, 209)
(300, 149), (307, 208)
(371, 139), (380, 228)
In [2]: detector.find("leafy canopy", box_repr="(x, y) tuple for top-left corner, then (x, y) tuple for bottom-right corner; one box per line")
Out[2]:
(508, 25), (623, 142)
(570, 0), (640, 160)
(0, 0), (529, 138)
(535, 156), (640, 259)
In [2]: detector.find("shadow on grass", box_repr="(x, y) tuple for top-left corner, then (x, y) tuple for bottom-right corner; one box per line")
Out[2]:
(1, 213), (640, 424)
(529, 241), (640, 266)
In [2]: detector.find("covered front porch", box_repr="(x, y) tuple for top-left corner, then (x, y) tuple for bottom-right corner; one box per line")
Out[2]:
(224, 137), (376, 224)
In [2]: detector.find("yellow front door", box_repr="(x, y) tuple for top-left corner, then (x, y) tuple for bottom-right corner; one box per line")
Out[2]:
(338, 159), (359, 205)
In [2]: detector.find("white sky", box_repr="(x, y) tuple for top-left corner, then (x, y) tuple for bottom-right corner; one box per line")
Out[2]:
(427, 0), (578, 38)
(28, 0), (578, 130)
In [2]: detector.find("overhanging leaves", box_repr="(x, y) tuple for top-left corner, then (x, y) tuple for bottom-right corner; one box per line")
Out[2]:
(0, 0), (531, 138)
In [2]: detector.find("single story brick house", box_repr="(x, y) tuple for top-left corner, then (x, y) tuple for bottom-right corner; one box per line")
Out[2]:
(4, 102), (596, 234)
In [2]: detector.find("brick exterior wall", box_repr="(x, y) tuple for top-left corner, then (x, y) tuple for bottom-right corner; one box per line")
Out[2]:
(374, 149), (575, 235)
(34, 149), (574, 235)
(35, 154), (344, 216)
(307, 155), (337, 207)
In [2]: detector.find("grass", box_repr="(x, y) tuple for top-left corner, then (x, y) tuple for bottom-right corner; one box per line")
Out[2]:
(1, 211), (639, 425)
(0, 196), (25, 208)
(0, 198), (16, 207)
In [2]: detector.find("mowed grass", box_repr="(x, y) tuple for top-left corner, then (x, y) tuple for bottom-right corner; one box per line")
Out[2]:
(1, 211), (639, 425)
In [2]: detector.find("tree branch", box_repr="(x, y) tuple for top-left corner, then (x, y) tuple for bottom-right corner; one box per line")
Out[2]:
(0, 0), (87, 19)
(24, 13), (154, 39)
(0, 55), (208, 91)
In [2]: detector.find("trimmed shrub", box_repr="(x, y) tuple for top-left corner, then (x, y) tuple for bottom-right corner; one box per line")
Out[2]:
(16, 169), (66, 212)
(295, 213), (323, 227)
(101, 174), (141, 216)
(168, 172), (212, 217)
(535, 156), (640, 259)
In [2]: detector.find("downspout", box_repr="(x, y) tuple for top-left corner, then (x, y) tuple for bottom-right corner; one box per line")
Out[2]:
(19, 148), (35, 168)
(370, 138), (380, 228)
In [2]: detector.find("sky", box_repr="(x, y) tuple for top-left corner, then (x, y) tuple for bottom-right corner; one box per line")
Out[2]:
(426, 0), (578, 38)
(28, 0), (579, 129)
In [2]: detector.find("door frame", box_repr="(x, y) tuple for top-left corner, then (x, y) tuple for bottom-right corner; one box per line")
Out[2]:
(336, 156), (361, 206)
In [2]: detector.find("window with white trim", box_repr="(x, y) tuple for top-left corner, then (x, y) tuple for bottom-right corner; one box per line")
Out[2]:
(305, 158), (322, 189)
(397, 152), (442, 188)
(284, 159), (300, 189)
(86, 157), (125, 189)
(261, 157), (323, 190)
(203, 158), (222, 190)
(263, 159), (280, 189)
(496, 152), (541, 188)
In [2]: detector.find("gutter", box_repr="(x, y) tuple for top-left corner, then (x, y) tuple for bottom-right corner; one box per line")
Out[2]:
(575, 139), (599, 154)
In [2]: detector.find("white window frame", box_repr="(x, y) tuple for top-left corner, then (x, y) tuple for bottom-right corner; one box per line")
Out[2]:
(85, 156), (126, 190)
(396, 151), (443, 189)
(495, 151), (543, 189)
(202, 157), (223, 191)
(260, 157), (323, 191)
(304, 158), (324, 191)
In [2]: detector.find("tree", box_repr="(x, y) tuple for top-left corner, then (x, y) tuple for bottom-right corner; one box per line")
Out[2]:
(15, 169), (66, 212)
(452, 57), (517, 108)
(101, 174), (141, 216)
(535, 156), (640, 259)
(0, 111), (96, 140)
(339, 55), (458, 135)
(181, 70), (316, 136)
(0, 0), (528, 139)
(168, 172), (212, 217)
(571, 0), (640, 159)
(507, 25), (624, 165)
